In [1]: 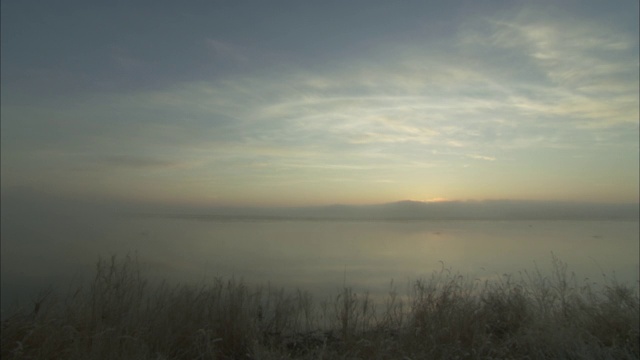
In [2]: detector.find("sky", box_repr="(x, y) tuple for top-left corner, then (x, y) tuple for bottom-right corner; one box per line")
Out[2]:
(2, 0), (639, 208)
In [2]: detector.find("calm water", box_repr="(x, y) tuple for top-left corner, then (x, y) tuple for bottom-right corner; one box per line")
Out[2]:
(2, 214), (639, 315)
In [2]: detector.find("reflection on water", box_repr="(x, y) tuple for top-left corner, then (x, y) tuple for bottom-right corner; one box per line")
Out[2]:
(2, 216), (639, 314)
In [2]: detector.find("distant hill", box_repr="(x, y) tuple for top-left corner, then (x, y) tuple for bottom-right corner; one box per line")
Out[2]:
(156, 200), (640, 221)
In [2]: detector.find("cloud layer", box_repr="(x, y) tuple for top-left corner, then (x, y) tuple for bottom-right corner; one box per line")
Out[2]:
(1, 2), (638, 206)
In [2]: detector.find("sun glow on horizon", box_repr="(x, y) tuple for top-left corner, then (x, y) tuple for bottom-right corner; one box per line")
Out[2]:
(424, 197), (451, 203)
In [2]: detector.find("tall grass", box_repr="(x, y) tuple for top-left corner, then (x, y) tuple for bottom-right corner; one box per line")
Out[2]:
(2, 254), (638, 359)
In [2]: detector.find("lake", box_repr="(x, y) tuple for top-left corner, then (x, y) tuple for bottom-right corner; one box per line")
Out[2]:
(2, 211), (638, 317)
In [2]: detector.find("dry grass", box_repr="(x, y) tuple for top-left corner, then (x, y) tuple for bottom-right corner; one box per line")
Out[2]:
(2, 254), (638, 359)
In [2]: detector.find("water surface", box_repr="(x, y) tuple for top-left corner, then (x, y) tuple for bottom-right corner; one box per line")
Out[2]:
(2, 212), (638, 316)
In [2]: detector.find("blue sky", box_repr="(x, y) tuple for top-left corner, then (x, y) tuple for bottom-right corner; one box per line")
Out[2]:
(2, 0), (638, 207)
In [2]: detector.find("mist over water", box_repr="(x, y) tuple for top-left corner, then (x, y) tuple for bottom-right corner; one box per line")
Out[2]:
(2, 191), (639, 317)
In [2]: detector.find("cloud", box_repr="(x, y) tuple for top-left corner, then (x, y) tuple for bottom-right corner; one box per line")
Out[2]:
(457, 7), (639, 128)
(467, 154), (496, 161)
(98, 155), (186, 170)
(33, 5), (631, 164)
(2, 2), (636, 204)
(14, 32), (629, 177)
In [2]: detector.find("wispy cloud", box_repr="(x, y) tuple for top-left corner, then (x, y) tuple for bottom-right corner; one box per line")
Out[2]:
(458, 8), (638, 128)
(467, 154), (496, 161)
(98, 155), (187, 170)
